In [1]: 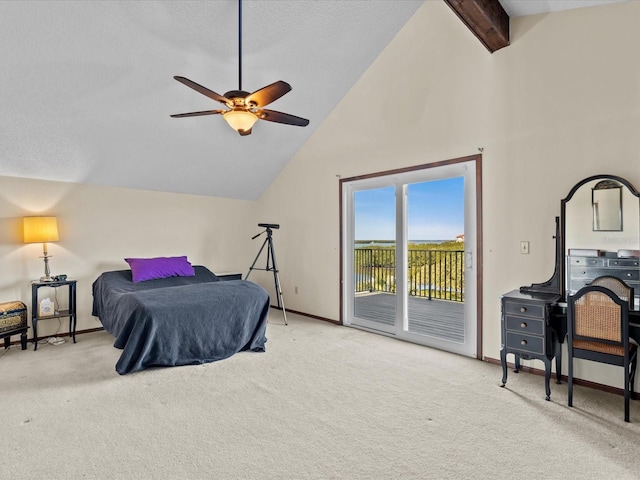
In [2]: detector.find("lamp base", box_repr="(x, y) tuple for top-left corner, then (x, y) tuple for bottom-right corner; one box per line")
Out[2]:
(40, 276), (54, 282)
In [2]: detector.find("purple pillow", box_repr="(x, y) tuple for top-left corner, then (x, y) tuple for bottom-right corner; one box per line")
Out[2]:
(124, 256), (195, 283)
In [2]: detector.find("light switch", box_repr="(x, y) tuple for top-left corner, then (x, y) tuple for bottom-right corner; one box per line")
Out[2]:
(520, 241), (530, 254)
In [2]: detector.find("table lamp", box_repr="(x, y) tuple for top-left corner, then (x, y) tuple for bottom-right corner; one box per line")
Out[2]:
(23, 216), (59, 282)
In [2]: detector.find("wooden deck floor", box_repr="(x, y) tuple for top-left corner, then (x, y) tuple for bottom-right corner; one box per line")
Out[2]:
(354, 292), (465, 343)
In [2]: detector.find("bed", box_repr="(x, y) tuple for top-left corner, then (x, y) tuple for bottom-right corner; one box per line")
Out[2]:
(92, 265), (270, 375)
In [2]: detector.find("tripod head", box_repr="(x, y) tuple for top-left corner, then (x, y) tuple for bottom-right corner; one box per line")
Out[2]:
(252, 223), (280, 239)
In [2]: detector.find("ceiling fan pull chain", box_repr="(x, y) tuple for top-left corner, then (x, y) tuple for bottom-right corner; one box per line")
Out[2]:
(238, 0), (242, 92)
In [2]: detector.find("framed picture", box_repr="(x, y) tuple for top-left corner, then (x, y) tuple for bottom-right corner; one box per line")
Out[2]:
(39, 297), (54, 317)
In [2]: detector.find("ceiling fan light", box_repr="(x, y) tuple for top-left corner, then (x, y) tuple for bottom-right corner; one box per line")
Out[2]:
(223, 110), (258, 132)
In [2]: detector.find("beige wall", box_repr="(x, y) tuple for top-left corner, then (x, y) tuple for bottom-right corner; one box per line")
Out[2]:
(256, 1), (640, 389)
(0, 175), (257, 338)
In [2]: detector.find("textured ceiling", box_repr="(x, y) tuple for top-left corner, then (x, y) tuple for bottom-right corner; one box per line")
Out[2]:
(499, 0), (627, 17)
(0, 0), (628, 200)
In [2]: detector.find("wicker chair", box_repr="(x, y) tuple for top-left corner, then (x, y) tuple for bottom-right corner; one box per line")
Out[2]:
(589, 275), (635, 310)
(568, 285), (638, 422)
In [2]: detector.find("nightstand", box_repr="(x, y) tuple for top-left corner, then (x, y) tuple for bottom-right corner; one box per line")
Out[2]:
(500, 289), (561, 401)
(215, 272), (243, 281)
(31, 279), (77, 351)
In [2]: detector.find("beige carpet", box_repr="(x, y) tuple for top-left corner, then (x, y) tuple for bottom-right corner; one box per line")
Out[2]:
(1, 313), (639, 480)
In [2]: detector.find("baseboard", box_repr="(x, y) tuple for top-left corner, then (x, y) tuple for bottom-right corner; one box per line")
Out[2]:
(484, 356), (629, 398)
(269, 305), (340, 325)
(4, 327), (106, 348)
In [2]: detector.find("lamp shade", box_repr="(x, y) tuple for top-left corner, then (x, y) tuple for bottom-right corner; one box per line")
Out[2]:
(23, 216), (59, 244)
(223, 110), (258, 132)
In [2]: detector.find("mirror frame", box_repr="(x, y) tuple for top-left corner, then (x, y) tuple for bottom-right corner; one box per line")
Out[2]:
(556, 174), (640, 298)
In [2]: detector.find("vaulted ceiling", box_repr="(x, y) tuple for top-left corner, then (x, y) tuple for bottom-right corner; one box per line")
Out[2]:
(0, 0), (628, 200)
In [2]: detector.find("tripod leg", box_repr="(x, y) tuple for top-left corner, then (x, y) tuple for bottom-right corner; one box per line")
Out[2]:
(245, 236), (270, 280)
(274, 270), (288, 325)
(268, 236), (288, 325)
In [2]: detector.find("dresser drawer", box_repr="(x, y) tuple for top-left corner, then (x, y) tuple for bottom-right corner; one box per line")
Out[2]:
(610, 269), (640, 281)
(506, 331), (545, 356)
(571, 268), (639, 282)
(569, 279), (591, 294)
(569, 256), (605, 267)
(568, 267), (607, 280)
(505, 316), (544, 336)
(504, 301), (543, 319)
(608, 258), (640, 268)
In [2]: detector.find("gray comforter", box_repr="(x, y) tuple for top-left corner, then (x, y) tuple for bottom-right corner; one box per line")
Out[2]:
(92, 266), (269, 374)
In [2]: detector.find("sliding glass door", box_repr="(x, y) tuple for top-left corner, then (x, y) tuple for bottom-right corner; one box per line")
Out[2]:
(405, 177), (466, 344)
(342, 158), (479, 357)
(352, 185), (396, 334)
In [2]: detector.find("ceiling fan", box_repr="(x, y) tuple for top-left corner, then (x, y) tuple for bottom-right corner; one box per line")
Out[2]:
(170, 0), (309, 136)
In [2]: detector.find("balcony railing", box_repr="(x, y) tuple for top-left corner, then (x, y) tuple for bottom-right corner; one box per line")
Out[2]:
(354, 248), (464, 302)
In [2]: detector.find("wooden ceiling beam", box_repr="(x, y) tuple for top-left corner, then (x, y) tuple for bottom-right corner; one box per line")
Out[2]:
(444, 0), (510, 53)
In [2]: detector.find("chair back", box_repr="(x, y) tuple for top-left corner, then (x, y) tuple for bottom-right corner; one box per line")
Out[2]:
(588, 275), (634, 310)
(568, 285), (629, 355)
(567, 284), (637, 423)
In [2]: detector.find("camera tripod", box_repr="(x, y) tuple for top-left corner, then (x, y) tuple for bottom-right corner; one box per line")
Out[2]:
(246, 224), (287, 325)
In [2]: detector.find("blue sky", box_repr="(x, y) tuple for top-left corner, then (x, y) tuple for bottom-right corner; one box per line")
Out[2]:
(354, 177), (464, 240)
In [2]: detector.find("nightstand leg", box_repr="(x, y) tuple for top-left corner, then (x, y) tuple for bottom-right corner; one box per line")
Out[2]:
(33, 318), (38, 351)
(70, 315), (77, 343)
(20, 332), (27, 350)
(32, 285), (38, 351)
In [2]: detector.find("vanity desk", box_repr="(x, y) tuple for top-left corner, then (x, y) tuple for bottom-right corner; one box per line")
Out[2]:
(501, 174), (640, 400)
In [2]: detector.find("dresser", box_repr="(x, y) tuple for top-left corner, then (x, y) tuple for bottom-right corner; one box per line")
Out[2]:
(500, 289), (561, 401)
(567, 254), (640, 308)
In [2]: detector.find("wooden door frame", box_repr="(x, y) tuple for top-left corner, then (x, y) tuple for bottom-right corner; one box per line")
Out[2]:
(339, 153), (483, 360)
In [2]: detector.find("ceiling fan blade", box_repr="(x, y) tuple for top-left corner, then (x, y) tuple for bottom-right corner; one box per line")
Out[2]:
(238, 128), (252, 136)
(245, 81), (291, 108)
(170, 110), (225, 118)
(258, 109), (309, 127)
(173, 76), (230, 105)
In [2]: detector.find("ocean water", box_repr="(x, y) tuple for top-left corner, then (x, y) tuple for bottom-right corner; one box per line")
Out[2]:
(355, 240), (453, 247)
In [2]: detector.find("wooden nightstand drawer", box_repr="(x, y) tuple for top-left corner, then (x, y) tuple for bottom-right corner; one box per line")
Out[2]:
(505, 316), (544, 336)
(506, 331), (544, 356)
(504, 301), (543, 319)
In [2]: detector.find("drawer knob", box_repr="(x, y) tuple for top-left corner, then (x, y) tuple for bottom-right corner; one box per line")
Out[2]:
(520, 307), (527, 313)
(520, 322), (527, 328)
(520, 340), (527, 346)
